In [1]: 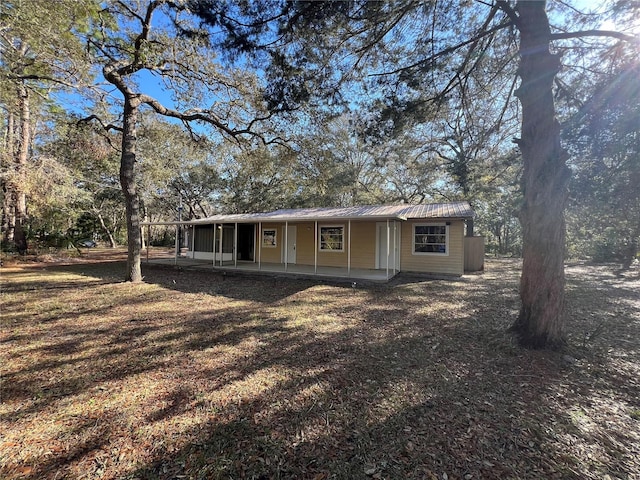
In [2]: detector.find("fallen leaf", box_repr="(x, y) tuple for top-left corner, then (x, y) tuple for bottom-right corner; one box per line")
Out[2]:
(364, 466), (377, 475)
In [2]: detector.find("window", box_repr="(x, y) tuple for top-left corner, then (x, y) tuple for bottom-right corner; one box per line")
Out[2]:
(319, 225), (344, 251)
(262, 229), (277, 248)
(413, 224), (448, 255)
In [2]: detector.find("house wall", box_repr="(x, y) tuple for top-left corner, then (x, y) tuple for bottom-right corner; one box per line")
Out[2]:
(295, 222), (315, 265)
(349, 222), (377, 269)
(291, 221), (377, 269)
(258, 223), (282, 263)
(400, 219), (465, 275)
(191, 218), (466, 275)
(253, 221), (378, 268)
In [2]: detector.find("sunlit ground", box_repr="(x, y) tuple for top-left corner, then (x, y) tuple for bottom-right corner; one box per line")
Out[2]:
(1, 256), (638, 479)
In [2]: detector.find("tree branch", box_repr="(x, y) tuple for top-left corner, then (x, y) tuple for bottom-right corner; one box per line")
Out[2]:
(436, 5), (500, 100)
(369, 20), (513, 77)
(78, 114), (123, 133)
(139, 94), (239, 137)
(550, 29), (638, 43)
(4, 72), (83, 89)
(76, 115), (122, 152)
(138, 94), (288, 147)
(495, 0), (519, 27)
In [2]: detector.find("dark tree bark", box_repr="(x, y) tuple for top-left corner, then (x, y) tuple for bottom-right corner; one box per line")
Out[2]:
(509, 0), (570, 348)
(120, 97), (143, 282)
(102, 55), (143, 281)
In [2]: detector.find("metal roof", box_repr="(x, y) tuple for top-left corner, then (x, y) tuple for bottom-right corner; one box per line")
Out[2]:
(144, 202), (473, 225)
(260, 202), (474, 221)
(397, 202), (475, 219)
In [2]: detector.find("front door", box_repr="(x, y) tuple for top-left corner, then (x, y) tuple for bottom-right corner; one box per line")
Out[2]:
(377, 222), (400, 270)
(286, 225), (297, 264)
(237, 224), (255, 261)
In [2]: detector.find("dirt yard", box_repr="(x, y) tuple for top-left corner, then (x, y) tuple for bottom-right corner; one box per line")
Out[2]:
(1, 252), (638, 479)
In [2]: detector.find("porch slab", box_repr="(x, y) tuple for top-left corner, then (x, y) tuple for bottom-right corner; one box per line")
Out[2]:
(144, 256), (396, 282)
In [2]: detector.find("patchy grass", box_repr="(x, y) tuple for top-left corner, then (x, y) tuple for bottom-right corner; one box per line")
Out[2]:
(1, 255), (638, 480)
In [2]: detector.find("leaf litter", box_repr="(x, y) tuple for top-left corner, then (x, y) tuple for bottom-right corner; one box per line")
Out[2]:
(0, 252), (638, 479)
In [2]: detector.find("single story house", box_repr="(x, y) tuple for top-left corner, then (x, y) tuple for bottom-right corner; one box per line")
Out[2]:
(147, 202), (484, 280)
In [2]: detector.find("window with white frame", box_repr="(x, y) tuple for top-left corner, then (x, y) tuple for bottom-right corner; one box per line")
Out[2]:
(413, 224), (448, 255)
(262, 229), (277, 248)
(319, 225), (344, 251)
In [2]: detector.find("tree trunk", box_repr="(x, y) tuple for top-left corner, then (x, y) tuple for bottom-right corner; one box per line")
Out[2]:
(2, 110), (16, 243)
(120, 97), (143, 282)
(96, 210), (117, 248)
(13, 82), (30, 255)
(1, 184), (13, 243)
(620, 233), (638, 271)
(509, 1), (570, 349)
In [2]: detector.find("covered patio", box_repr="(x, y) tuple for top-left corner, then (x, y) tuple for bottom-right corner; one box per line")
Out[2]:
(144, 255), (392, 282)
(142, 207), (407, 283)
(142, 202), (477, 280)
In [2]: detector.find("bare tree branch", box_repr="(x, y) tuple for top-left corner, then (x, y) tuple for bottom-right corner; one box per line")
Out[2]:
(550, 29), (638, 43)
(369, 20), (513, 78)
(78, 114), (123, 133)
(77, 115), (123, 152)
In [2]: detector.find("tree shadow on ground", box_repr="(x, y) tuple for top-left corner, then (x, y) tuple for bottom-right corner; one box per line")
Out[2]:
(1, 259), (638, 480)
(7, 260), (319, 304)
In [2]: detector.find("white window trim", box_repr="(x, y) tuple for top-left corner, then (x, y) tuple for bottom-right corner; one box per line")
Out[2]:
(262, 228), (278, 248)
(319, 224), (345, 252)
(412, 222), (449, 256)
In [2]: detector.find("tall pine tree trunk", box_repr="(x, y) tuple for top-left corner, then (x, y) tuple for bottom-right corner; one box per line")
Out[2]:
(2, 110), (16, 244)
(13, 82), (30, 255)
(120, 97), (143, 282)
(510, 1), (570, 348)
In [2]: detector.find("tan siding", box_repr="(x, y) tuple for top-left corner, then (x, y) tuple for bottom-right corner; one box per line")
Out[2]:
(255, 219), (464, 274)
(312, 221), (376, 268)
(264, 221), (378, 268)
(400, 220), (464, 275)
(316, 222), (348, 267)
(295, 222), (316, 265)
(257, 223), (282, 263)
(349, 222), (376, 269)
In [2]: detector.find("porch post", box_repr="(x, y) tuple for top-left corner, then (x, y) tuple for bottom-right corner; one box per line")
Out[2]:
(174, 224), (179, 265)
(191, 224), (195, 259)
(218, 224), (223, 267)
(386, 219), (390, 279)
(284, 221), (288, 272)
(347, 220), (351, 277)
(314, 221), (318, 274)
(234, 222), (238, 269)
(393, 221), (397, 274)
(258, 222), (262, 270)
(212, 223), (216, 266)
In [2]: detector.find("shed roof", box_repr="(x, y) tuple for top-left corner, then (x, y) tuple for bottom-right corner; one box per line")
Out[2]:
(145, 201), (473, 226)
